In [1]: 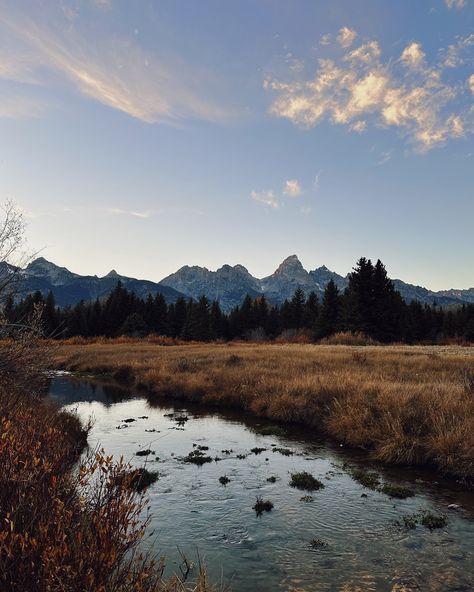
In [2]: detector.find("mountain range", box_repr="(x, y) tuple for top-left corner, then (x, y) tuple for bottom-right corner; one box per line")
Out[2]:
(3, 255), (474, 312)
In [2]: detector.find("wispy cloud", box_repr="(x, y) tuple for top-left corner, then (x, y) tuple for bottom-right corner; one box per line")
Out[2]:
(0, 93), (49, 118)
(283, 179), (302, 197)
(312, 171), (323, 192)
(445, 0), (467, 9)
(0, 6), (231, 124)
(103, 208), (152, 219)
(320, 33), (331, 46)
(377, 150), (393, 165)
(265, 30), (474, 151)
(250, 190), (279, 209)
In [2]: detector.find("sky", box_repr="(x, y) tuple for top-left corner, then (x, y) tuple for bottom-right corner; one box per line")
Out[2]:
(0, 0), (473, 290)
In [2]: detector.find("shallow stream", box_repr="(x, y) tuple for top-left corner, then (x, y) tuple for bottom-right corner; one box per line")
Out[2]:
(48, 375), (474, 592)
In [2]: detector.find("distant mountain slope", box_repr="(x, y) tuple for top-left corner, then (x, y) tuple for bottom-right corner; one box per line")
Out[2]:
(159, 263), (261, 311)
(3, 255), (473, 311)
(160, 254), (473, 310)
(160, 255), (351, 310)
(15, 258), (186, 307)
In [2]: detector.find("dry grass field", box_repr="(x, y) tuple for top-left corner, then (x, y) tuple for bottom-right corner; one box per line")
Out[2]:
(53, 341), (474, 483)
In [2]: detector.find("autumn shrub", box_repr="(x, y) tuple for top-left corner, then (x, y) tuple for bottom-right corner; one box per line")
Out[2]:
(0, 329), (214, 591)
(319, 331), (379, 346)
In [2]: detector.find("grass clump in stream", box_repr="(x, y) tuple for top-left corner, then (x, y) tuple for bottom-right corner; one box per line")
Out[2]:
(394, 510), (448, 531)
(309, 539), (327, 549)
(290, 471), (324, 491)
(219, 475), (230, 485)
(135, 449), (155, 457)
(349, 467), (415, 498)
(253, 496), (274, 515)
(350, 468), (381, 490)
(116, 468), (159, 492)
(272, 447), (294, 456)
(183, 449), (213, 465)
(379, 483), (415, 499)
(250, 447), (266, 455)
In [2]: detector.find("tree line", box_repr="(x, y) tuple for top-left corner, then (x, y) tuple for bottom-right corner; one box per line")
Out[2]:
(3, 258), (474, 343)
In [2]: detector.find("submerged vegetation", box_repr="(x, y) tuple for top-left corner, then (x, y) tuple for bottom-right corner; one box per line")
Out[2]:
(394, 511), (448, 531)
(348, 467), (415, 498)
(54, 342), (474, 483)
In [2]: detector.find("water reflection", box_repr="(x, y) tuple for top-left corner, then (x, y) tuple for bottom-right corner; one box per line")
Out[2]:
(48, 376), (474, 592)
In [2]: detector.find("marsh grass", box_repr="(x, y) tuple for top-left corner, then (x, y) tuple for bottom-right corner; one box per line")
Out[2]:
(53, 342), (474, 482)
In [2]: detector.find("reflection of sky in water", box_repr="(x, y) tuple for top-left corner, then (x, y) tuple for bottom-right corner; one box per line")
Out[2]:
(49, 377), (474, 592)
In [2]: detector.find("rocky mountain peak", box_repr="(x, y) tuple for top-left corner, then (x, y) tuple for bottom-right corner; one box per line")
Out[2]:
(24, 257), (78, 286)
(273, 255), (306, 277)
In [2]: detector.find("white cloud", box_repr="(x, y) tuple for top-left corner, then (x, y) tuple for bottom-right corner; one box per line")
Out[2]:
(0, 9), (231, 124)
(445, 0), (467, 8)
(251, 190), (279, 209)
(266, 33), (474, 151)
(337, 27), (357, 48)
(350, 120), (367, 132)
(469, 73), (474, 94)
(283, 179), (302, 197)
(400, 42), (425, 69)
(344, 41), (381, 64)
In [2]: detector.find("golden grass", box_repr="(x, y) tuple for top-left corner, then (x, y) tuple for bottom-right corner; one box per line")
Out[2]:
(54, 342), (474, 482)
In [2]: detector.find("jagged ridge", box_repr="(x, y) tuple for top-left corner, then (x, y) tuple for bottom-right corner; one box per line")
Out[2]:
(4, 255), (472, 311)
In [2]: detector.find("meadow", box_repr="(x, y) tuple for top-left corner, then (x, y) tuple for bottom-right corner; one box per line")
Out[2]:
(53, 340), (474, 483)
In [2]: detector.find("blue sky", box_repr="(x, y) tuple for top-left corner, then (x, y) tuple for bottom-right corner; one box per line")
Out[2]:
(0, 0), (473, 290)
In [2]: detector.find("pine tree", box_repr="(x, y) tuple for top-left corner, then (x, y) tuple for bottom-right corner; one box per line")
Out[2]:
(315, 280), (340, 339)
(290, 288), (306, 329)
(342, 257), (375, 335)
(303, 291), (319, 329)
